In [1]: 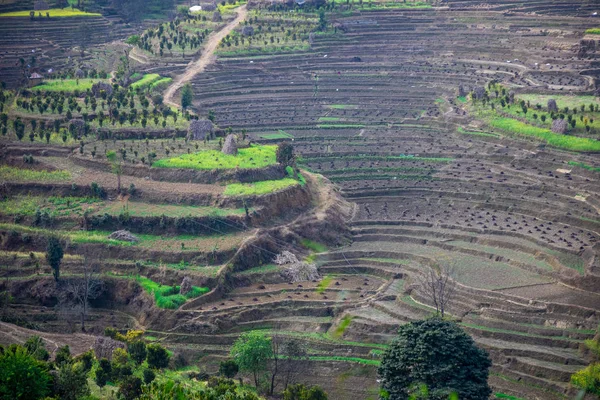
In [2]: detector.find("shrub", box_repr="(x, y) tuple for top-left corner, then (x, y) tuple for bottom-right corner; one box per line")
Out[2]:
(24, 335), (50, 361)
(219, 359), (239, 378)
(118, 376), (142, 400)
(54, 362), (90, 400)
(54, 345), (71, 365)
(0, 346), (51, 399)
(143, 368), (156, 385)
(146, 343), (170, 369)
(127, 341), (147, 365)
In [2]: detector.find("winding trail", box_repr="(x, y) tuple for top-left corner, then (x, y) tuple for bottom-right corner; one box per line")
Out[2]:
(164, 5), (248, 108)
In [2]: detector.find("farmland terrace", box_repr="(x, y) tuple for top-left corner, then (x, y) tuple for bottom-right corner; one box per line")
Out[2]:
(0, 1), (599, 399)
(175, 2), (600, 399)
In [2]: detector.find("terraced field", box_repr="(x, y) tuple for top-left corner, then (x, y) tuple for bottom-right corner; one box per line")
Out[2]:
(1, 0), (600, 399)
(170, 2), (600, 399)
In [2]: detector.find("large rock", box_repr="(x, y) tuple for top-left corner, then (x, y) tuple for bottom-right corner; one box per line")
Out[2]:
(108, 230), (139, 243)
(547, 99), (558, 112)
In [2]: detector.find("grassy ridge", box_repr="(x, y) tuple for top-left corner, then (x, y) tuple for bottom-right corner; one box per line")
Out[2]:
(136, 276), (209, 309)
(0, 8), (101, 17)
(131, 74), (162, 90)
(32, 79), (106, 92)
(224, 178), (298, 196)
(0, 166), (71, 182)
(490, 117), (600, 152)
(153, 145), (277, 170)
(585, 28), (600, 35)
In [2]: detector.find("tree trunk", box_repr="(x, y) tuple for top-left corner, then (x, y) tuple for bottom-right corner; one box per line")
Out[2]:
(117, 173), (121, 193)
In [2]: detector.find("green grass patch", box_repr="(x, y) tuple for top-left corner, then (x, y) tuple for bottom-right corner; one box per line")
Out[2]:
(316, 275), (333, 294)
(333, 315), (353, 339)
(318, 117), (341, 122)
(327, 104), (357, 110)
(0, 166), (71, 182)
(515, 93), (598, 111)
(0, 196), (100, 217)
(494, 393), (525, 400)
(585, 28), (600, 35)
(307, 356), (380, 366)
(489, 117), (600, 152)
(136, 276), (209, 309)
(258, 130), (293, 140)
(300, 239), (327, 253)
(130, 74), (161, 90)
(149, 77), (172, 89)
(234, 264), (279, 276)
(0, 8), (101, 17)
(568, 161), (600, 173)
(457, 96), (467, 103)
(153, 144), (277, 170)
(32, 78), (106, 92)
(223, 178), (298, 196)
(0, 224), (131, 246)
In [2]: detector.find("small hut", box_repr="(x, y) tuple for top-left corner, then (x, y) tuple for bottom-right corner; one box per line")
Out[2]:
(29, 72), (44, 87)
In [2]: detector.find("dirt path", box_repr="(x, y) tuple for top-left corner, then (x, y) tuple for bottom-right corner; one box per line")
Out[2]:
(164, 5), (248, 109)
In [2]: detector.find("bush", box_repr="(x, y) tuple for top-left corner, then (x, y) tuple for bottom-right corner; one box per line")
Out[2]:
(219, 359), (239, 378)
(95, 358), (111, 388)
(0, 346), (51, 399)
(74, 350), (94, 373)
(54, 362), (90, 400)
(118, 376), (142, 400)
(127, 341), (147, 365)
(146, 343), (169, 369)
(24, 335), (50, 361)
(143, 368), (156, 385)
(54, 345), (71, 366)
(283, 384), (328, 400)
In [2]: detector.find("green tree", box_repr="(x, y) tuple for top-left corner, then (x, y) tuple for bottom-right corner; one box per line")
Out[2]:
(230, 331), (272, 387)
(0, 345), (51, 399)
(181, 83), (193, 110)
(146, 343), (170, 369)
(127, 340), (147, 365)
(378, 318), (491, 400)
(54, 361), (90, 400)
(219, 359), (239, 379)
(46, 236), (63, 282)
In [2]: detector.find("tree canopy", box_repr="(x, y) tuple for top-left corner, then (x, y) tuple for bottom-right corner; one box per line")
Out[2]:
(230, 331), (273, 387)
(378, 318), (491, 400)
(181, 83), (193, 110)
